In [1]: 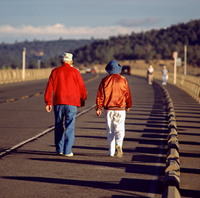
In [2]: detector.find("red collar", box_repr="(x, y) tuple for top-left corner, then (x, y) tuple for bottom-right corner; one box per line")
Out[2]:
(62, 63), (71, 67)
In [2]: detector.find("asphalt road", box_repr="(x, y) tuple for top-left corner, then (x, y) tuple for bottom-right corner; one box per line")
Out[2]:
(0, 74), (168, 197)
(0, 74), (99, 153)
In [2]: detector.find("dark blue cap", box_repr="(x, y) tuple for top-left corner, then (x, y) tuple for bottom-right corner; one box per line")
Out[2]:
(105, 60), (122, 74)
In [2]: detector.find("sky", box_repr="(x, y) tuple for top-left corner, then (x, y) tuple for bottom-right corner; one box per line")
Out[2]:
(0, 0), (200, 44)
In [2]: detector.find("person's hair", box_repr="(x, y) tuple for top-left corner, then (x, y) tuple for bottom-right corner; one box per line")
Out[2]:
(62, 59), (69, 63)
(61, 59), (73, 64)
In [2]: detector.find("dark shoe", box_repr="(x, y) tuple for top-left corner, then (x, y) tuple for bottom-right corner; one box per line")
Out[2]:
(55, 151), (63, 155)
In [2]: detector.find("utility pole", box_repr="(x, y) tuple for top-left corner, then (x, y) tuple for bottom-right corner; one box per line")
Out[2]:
(38, 59), (41, 69)
(22, 47), (26, 80)
(184, 45), (187, 75)
(173, 51), (178, 85)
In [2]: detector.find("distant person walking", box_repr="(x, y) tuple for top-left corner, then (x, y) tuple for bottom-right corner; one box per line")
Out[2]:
(44, 52), (87, 157)
(95, 60), (132, 158)
(161, 65), (168, 85)
(147, 65), (154, 85)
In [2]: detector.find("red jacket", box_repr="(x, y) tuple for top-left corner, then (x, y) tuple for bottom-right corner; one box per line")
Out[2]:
(44, 63), (87, 107)
(96, 74), (132, 110)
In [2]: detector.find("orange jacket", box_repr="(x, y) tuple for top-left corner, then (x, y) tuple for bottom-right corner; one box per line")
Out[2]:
(96, 74), (132, 110)
(44, 63), (87, 107)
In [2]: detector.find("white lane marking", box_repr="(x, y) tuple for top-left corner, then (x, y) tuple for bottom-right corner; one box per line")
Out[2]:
(76, 104), (96, 117)
(0, 104), (96, 157)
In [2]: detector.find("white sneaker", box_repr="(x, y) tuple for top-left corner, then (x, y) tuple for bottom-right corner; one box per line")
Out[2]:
(65, 153), (73, 157)
(116, 145), (123, 158)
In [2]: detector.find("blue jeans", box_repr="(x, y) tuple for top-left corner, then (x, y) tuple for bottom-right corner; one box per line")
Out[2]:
(162, 75), (167, 84)
(54, 105), (77, 155)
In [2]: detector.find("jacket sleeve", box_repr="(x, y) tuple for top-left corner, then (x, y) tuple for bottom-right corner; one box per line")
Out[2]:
(95, 80), (104, 110)
(125, 80), (132, 108)
(44, 73), (54, 105)
(76, 71), (87, 103)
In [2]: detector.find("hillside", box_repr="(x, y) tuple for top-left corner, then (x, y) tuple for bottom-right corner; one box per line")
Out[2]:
(71, 19), (200, 68)
(0, 39), (93, 69)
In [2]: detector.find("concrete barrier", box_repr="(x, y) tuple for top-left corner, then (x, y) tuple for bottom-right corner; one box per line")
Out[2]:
(0, 68), (86, 84)
(0, 69), (52, 84)
(162, 186), (181, 198)
(155, 83), (181, 198)
(166, 148), (179, 163)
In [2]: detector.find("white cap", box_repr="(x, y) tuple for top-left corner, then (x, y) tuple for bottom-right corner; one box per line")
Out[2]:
(62, 52), (73, 62)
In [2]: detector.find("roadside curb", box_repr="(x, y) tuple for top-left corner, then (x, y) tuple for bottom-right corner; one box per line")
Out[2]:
(157, 84), (181, 198)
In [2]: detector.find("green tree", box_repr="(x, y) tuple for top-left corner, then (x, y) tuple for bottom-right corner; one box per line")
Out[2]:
(102, 47), (115, 63)
(133, 44), (142, 59)
(28, 59), (37, 69)
(11, 61), (20, 69)
(124, 43), (133, 57)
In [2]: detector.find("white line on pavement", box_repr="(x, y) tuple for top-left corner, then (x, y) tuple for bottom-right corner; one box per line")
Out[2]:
(0, 104), (96, 157)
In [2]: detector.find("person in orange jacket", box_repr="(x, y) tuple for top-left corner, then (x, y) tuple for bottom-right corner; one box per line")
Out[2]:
(95, 60), (132, 158)
(44, 52), (87, 157)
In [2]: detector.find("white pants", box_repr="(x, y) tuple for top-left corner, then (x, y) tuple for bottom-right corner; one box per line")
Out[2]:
(104, 110), (126, 156)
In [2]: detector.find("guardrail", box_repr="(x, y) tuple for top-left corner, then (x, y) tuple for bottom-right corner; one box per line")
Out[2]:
(159, 84), (181, 198)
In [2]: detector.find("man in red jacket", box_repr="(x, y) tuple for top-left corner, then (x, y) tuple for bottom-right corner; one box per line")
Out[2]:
(44, 52), (87, 157)
(95, 60), (132, 158)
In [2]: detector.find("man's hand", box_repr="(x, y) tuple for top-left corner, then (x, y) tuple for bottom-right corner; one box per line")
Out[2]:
(126, 107), (130, 112)
(96, 109), (102, 116)
(81, 100), (85, 107)
(46, 105), (52, 112)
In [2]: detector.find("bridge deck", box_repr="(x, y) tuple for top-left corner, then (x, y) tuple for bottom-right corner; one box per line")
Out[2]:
(0, 75), (199, 197)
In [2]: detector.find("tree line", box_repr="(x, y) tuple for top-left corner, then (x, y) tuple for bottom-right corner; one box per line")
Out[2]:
(71, 19), (200, 67)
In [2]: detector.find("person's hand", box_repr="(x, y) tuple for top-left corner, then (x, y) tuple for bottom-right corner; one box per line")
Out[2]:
(46, 105), (52, 112)
(81, 100), (85, 107)
(126, 108), (130, 112)
(96, 109), (102, 116)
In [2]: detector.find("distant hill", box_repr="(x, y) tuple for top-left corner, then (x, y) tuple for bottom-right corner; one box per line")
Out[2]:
(0, 39), (94, 69)
(71, 19), (200, 67)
